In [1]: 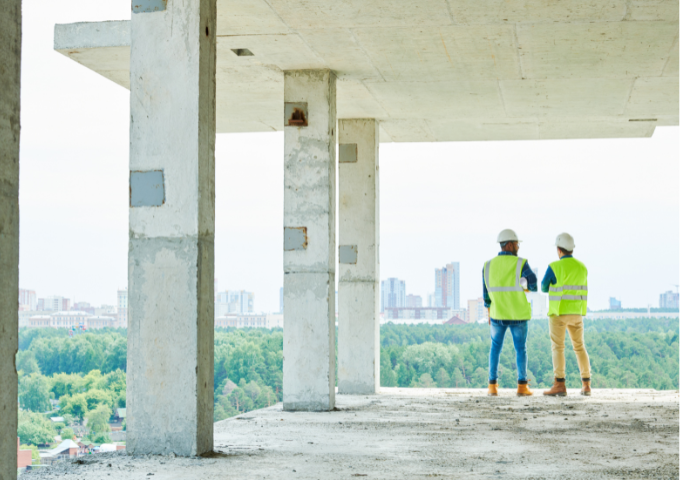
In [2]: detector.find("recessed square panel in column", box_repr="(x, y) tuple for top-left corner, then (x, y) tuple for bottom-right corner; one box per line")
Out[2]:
(284, 227), (308, 251)
(339, 245), (358, 264)
(130, 170), (165, 207)
(339, 144), (357, 163)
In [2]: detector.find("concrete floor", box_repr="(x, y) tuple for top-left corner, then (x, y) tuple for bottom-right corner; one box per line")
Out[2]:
(22, 388), (679, 479)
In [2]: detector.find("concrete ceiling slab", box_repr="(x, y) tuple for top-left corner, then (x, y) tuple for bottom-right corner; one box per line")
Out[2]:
(353, 25), (521, 82)
(337, 80), (389, 119)
(215, 65), (282, 132)
(626, 0), (679, 21)
(297, 28), (382, 80)
(447, 0), (626, 25)
(217, 0), (291, 35)
(265, 0), (454, 28)
(380, 119), (436, 142)
(538, 119), (655, 139)
(427, 119), (540, 141)
(217, 34), (325, 70)
(663, 36), (678, 77)
(625, 77), (680, 118)
(500, 78), (633, 117)
(365, 80), (506, 119)
(517, 21), (677, 79)
(54, 1), (678, 142)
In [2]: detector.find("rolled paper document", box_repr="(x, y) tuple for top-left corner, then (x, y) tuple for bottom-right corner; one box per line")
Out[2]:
(520, 277), (528, 289)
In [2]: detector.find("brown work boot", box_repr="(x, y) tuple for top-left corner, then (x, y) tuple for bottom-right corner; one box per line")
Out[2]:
(581, 378), (591, 396)
(517, 381), (533, 396)
(543, 378), (567, 396)
(488, 382), (498, 396)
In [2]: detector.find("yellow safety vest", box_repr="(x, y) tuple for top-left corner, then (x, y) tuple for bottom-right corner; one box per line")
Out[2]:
(548, 257), (588, 316)
(483, 255), (532, 320)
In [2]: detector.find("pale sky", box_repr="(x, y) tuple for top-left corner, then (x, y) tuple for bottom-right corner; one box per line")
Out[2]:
(19, 1), (679, 312)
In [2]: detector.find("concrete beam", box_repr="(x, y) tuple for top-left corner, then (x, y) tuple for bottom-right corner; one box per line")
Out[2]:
(127, 0), (216, 456)
(283, 70), (337, 412)
(337, 119), (380, 394)
(0, 0), (20, 477)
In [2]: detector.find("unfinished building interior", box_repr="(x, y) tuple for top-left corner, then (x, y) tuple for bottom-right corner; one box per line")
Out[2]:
(1, 0), (678, 478)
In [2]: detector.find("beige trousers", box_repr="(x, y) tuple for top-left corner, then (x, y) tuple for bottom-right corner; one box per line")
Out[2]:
(548, 314), (591, 379)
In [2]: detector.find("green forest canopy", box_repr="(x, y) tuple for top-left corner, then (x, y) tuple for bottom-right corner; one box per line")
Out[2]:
(16, 317), (678, 443)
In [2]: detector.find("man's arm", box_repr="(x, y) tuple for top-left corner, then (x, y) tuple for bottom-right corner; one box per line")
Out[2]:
(521, 261), (538, 292)
(483, 267), (491, 308)
(541, 266), (556, 293)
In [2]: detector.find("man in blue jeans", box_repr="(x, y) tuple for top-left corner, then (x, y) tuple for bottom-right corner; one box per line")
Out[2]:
(483, 229), (537, 396)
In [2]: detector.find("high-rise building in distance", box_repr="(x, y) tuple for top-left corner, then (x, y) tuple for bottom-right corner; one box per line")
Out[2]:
(216, 290), (254, 317)
(19, 289), (37, 311)
(659, 291), (679, 309)
(406, 294), (422, 308)
(609, 297), (622, 310)
(38, 296), (70, 312)
(435, 262), (460, 310)
(117, 289), (128, 327)
(380, 278), (405, 313)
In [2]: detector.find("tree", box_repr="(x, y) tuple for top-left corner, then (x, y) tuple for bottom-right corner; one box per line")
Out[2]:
(413, 373), (436, 388)
(254, 385), (278, 408)
(451, 368), (466, 388)
(86, 404), (112, 444)
(116, 391), (126, 408)
(83, 389), (114, 411)
(50, 373), (82, 398)
(17, 411), (56, 446)
(59, 393), (88, 420)
(16, 350), (41, 375)
(243, 381), (261, 404)
(471, 367), (487, 388)
(60, 427), (75, 440)
(19, 373), (53, 413)
(229, 387), (254, 413)
(435, 368), (451, 388)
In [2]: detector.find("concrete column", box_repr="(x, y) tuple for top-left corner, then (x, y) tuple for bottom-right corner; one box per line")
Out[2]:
(127, 0), (215, 456)
(337, 119), (380, 394)
(0, 0), (20, 477)
(283, 70), (337, 411)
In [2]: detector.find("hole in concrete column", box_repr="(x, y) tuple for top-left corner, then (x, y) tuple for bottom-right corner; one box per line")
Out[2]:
(206, 26), (209, 37)
(231, 48), (254, 57)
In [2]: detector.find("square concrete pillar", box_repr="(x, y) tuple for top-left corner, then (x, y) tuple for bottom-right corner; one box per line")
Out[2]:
(127, 0), (216, 456)
(0, 0), (20, 477)
(283, 70), (337, 411)
(337, 119), (380, 394)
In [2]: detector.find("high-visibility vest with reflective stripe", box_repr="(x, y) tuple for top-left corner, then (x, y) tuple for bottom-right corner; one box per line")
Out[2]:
(548, 257), (588, 316)
(483, 255), (532, 320)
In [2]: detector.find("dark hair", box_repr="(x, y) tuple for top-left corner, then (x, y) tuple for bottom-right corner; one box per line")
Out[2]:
(558, 247), (573, 255)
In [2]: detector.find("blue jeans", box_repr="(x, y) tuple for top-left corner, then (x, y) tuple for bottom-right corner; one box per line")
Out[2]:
(488, 319), (529, 383)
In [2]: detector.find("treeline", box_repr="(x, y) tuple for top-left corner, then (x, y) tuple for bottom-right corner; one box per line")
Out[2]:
(18, 328), (126, 376)
(17, 317), (679, 438)
(380, 318), (678, 390)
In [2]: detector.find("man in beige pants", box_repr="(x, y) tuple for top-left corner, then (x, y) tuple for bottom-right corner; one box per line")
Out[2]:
(541, 233), (591, 396)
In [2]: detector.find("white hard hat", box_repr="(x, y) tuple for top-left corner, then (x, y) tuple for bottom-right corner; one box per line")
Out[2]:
(497, 229), (521, 243)
(555, 232), (575, 251)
